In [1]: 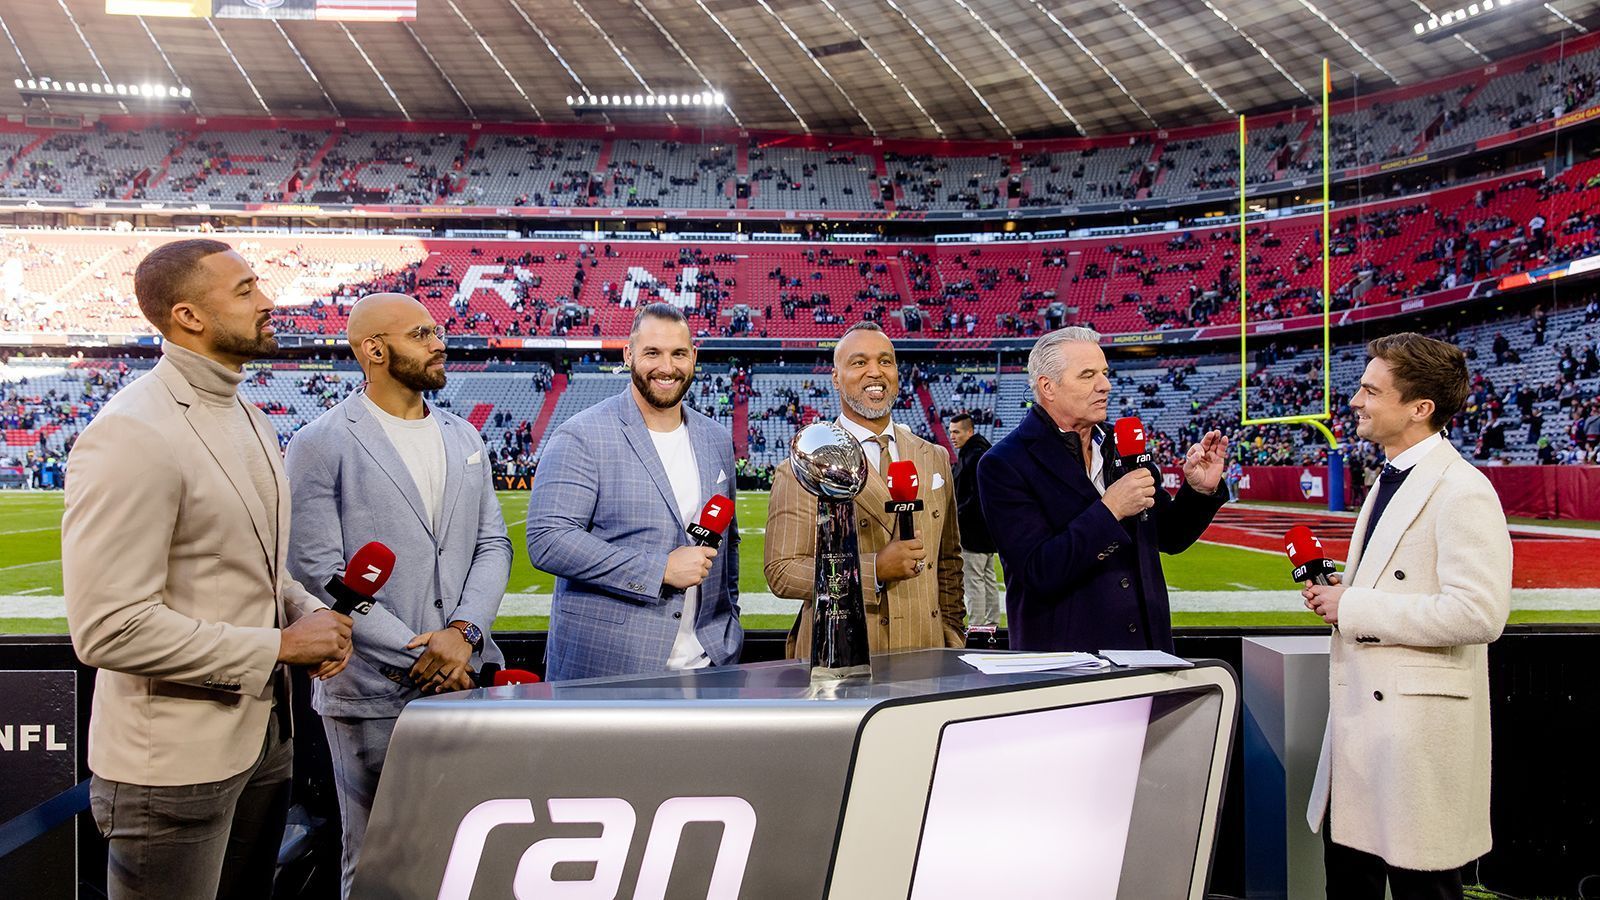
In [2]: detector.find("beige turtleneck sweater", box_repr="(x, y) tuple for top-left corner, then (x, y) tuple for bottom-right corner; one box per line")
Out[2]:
(161, 342), (280, 550)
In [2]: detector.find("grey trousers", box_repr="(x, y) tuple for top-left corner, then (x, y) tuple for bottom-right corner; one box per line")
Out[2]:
(323, 714), (399, 899)
(960, 550), (1002, 627)
(89, 714), (293, 900)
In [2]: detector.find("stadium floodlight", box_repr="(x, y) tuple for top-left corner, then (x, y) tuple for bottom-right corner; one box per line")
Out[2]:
(180, 86), (191, 98)
(115, 84), (127, 95)
(13, 79), (21, 89)
(668, 94), (679, 104)
(622, 95), (632, 105)
(633, 94), (643, 105)
(25, 79), (35, 90)
(90, 83), (101, 93)
(712, 91), (725, 105)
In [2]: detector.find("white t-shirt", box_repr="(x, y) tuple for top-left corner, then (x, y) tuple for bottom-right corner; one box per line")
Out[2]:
(362, 393), (446, 531)
(649, 423), (711, 670)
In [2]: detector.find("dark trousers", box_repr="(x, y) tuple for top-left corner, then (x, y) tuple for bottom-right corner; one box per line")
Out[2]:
(89, 715), (293, 900)
(1323, 816), (1464, 900)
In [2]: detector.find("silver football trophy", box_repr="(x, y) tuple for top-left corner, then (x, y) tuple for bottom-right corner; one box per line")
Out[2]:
(790, 421), (873, 681)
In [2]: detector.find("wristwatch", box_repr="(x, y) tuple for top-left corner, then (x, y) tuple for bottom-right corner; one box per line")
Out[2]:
(449, 620), (483, 650)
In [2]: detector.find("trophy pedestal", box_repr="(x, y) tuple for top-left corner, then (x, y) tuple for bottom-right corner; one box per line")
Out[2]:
(811, 497), (873, 682)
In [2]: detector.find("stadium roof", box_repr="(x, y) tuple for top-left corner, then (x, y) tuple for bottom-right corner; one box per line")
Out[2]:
(0, 0), (1594, 140)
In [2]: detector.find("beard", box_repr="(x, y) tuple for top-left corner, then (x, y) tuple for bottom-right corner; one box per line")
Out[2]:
(391, 347), (448, 392)
(211, 317), (277, 360)
(631, 365), (693, 410)
(843, 384), (894, 420)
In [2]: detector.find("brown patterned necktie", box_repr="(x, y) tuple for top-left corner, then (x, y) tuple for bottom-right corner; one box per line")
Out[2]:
(865, 434), (891, 475)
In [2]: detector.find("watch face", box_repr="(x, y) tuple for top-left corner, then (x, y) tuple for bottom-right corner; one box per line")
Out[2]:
(462, 623), (483, 645)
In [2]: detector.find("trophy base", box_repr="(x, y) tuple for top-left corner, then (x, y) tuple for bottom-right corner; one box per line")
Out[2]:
(810, 663), (872, 684)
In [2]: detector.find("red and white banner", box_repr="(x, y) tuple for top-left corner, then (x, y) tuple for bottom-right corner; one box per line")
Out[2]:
(315, 0), (415, 21)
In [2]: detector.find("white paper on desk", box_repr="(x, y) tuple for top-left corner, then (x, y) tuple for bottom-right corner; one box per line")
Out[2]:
(1099, 649), (1193, 668)
(959, 652), (1111, 675)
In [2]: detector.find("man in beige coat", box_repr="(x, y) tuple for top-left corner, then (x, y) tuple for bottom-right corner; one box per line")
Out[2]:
(63, 239), (353, 900)
(1303, 333), (1512, 900)
(765, 322), (965, 658)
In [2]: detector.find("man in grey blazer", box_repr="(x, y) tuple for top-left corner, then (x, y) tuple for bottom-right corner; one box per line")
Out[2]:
(1304, 333), (1511, 900)
(285, 293), (511, 897)
(527, 303), (741, 681)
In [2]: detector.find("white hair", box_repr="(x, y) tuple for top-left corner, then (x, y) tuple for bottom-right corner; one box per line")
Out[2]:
(1027, 326), (1103, 401)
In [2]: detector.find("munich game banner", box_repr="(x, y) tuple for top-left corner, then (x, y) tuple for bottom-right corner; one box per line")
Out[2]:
(107, 0), (417, 21)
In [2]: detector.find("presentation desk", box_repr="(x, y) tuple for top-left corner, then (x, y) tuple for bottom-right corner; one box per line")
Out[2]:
(354, 649), (1238, 900)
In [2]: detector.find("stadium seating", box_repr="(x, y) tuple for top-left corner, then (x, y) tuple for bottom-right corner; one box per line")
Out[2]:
(0, 157), (1593, 341)
(0, 35), (1596, 214)
(747, 146), (879, 211)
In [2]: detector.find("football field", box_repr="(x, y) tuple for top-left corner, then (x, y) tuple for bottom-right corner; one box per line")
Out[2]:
(3, 491), (1597, 634)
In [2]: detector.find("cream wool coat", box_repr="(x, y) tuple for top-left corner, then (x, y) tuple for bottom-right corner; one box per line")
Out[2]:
(1306, 439), (1512, 871)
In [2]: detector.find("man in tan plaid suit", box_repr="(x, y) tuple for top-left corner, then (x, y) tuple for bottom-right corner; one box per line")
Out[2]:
(764, 322), (966, 658)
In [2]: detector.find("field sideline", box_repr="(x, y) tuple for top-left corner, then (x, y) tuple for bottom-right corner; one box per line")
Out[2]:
(3, 491), (1597, 634)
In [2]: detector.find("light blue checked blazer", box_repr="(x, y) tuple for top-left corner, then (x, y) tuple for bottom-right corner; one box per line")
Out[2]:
(285, 392), (511, 717)
(526, 387), (741, 681)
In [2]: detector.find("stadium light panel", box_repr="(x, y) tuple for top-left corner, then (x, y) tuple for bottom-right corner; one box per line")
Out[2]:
(13, 79), (21, 89)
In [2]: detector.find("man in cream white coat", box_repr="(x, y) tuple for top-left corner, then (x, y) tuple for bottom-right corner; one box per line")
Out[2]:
(1303, 333), (1512, 900)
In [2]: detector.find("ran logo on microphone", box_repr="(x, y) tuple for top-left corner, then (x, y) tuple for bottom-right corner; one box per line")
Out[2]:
(437, 795), (756, 899)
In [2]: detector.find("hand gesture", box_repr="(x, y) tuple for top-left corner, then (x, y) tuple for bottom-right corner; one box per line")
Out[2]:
(407, 627), (473, 691)
(1183, 431), (1229, 494)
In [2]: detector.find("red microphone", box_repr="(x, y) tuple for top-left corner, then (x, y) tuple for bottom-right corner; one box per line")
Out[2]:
(492, 668), (541, 686)
(325, 541), (396, 616)
(1284, 525), (1337, 586)
(885, 460), (924, 541)
(1113, 416), (1153, 521)
(687, 494), (733, 549)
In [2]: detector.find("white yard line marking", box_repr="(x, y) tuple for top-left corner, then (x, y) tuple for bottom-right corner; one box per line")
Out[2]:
(0, 559), (57, 572)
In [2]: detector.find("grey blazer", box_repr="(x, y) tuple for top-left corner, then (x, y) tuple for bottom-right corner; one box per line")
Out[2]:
(526, 388), (741, 681)
(286, 392), (511, 717)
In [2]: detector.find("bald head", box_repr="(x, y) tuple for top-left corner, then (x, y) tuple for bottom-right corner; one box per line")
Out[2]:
(347, 292), (447, 393)
(347, 292), (428, 350)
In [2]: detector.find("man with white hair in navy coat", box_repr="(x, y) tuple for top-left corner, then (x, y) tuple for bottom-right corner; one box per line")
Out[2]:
(978, 326), (1229, 652)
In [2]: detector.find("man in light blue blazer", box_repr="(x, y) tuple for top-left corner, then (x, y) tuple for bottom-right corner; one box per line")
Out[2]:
(285, 293), (510, 898)
(527, 303), (741, 681)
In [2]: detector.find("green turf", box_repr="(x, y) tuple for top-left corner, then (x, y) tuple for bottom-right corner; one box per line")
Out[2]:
(6, 491), (1599, 636)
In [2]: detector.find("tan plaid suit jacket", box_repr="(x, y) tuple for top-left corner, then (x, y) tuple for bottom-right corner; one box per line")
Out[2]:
(764, 421), (966, 659)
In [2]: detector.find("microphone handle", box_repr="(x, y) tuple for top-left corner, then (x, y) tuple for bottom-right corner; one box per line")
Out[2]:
(686, 523), (723, 549)
(897, 511), (915, 542)
(1119, 455), (1152, 522)
(324, 576), (375, 616)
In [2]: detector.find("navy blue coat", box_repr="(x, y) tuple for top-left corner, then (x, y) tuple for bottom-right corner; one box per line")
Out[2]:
(977, 405), (1226, 652)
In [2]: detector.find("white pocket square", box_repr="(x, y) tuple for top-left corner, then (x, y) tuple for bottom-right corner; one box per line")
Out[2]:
(716, 469), (727, 484)
(931, 473), (945, 491)
(466, 450), (482, 465)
